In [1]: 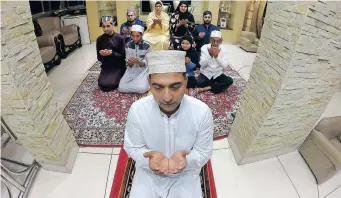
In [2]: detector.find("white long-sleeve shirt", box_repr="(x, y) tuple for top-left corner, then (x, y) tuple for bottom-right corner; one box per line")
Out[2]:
(199, 44), (229, 79)
(124, 95), (213, 197)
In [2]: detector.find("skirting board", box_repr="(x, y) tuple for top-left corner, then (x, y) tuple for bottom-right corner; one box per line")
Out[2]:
(39, 144), (79, 173)
(228, 137), (297, 165)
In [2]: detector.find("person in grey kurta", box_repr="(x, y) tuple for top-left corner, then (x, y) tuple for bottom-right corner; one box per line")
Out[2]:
(118, 25), (151, 94)
(124, 50), (213, 198)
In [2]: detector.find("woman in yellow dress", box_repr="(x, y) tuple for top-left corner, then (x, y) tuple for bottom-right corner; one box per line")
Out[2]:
(143, 1), (170, 51)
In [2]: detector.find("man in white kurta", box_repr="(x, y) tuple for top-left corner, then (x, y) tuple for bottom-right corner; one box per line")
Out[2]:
(197, 30), (234, 94)
(124, 50), (213, 198)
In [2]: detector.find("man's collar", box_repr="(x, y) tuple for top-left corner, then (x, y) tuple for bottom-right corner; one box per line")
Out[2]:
(127, 20), (136, 24)
(105, 32), (115, 37)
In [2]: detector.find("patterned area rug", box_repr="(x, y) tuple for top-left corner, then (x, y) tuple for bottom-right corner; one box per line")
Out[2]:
(89, 61), (101, 71)
(109, 149), (217, 198)
(63, 61), (246, 146)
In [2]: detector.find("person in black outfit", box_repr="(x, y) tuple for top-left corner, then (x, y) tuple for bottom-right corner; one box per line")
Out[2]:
(169, 1), (196, 50)
(179, 36), (200, 88)
(97, 16), (126, 92)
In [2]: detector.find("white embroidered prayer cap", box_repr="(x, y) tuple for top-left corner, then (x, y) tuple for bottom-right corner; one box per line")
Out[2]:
(210, 30), (222, 38)
(127, 8), (136, 14)
(147, 50), (186, 74)
(131, 24), (144, 34)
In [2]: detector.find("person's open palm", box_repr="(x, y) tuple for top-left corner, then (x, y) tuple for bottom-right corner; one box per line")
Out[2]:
(185, 57), (191, 64)
(211, 47), (220, 57)
(144, 151), (169, 175)
(100, 49), (111, 56)
(216, 48), (221, 56)
(168, 150), (189, 174)
(127, 58), (134, 65)
(208, 47), (214, 57)
(122, 27), (128, 34)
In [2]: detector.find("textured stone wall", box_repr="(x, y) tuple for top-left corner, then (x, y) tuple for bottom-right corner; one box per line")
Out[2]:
(229, 1), (341, 164)
(1, 0), (79, 172)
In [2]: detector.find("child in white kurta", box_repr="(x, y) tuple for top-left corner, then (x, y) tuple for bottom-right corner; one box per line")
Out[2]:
(118, 25), (151, 94)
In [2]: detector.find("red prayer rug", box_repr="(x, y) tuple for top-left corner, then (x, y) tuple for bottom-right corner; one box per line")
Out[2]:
(62, 61), (246, 146)
(109, 149), (217, 198)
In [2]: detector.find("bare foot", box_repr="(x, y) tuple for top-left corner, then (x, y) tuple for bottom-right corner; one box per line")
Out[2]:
(197, 87), (210, 93)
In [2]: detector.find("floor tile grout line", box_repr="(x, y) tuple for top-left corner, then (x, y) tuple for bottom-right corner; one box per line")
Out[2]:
(78, 152), (113, 155)
(323, 184), (341, 198)
(277, 157), (301, 198)
(103, 154), (113, 198)
(213, 147), (231, 151)
(79, 152), (120, 156)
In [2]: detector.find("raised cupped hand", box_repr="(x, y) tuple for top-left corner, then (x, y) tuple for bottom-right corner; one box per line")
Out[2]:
(122, 27), (128, 34)
(143, 151), (169, 176)
(168, 150), (190, 174)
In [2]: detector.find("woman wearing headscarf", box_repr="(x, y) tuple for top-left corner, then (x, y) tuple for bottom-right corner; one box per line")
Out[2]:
(143, 1), (170, 50)
(179, 36), (199, 88)
(97, 16), (126, 92)
(169, 1), (196, 50)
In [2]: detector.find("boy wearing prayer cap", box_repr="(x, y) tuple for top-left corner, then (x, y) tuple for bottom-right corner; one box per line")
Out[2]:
(124, 50), (213, 198)
(118, 25), (151, 94)
(120, 8), (145, 43)
(197, 30), (234, 94)
(96, 16), (126, 92)
(194, 11), (220, 53)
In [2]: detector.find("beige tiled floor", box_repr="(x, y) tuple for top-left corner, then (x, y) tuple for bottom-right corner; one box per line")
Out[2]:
(2, 43), (341, 198)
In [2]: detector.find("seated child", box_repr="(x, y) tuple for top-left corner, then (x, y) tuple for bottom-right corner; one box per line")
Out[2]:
(179, 36), (200, 88)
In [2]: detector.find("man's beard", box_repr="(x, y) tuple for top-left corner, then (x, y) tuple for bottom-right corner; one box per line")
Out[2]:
(105, 30), (114, 35)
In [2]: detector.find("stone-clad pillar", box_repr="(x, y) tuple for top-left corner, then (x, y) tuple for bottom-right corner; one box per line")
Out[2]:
(229, 1), (341, 165)
(1, 0), (79, 173)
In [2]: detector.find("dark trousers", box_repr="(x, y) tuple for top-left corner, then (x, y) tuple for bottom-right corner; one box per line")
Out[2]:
(187, 76), (197, 88)
(197, 73), (233, 94)
(98, 67), (125, 92)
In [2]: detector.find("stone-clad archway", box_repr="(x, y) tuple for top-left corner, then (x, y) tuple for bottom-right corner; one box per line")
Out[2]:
(230, 1), (341, 165)
(1, 0), (79, 173)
